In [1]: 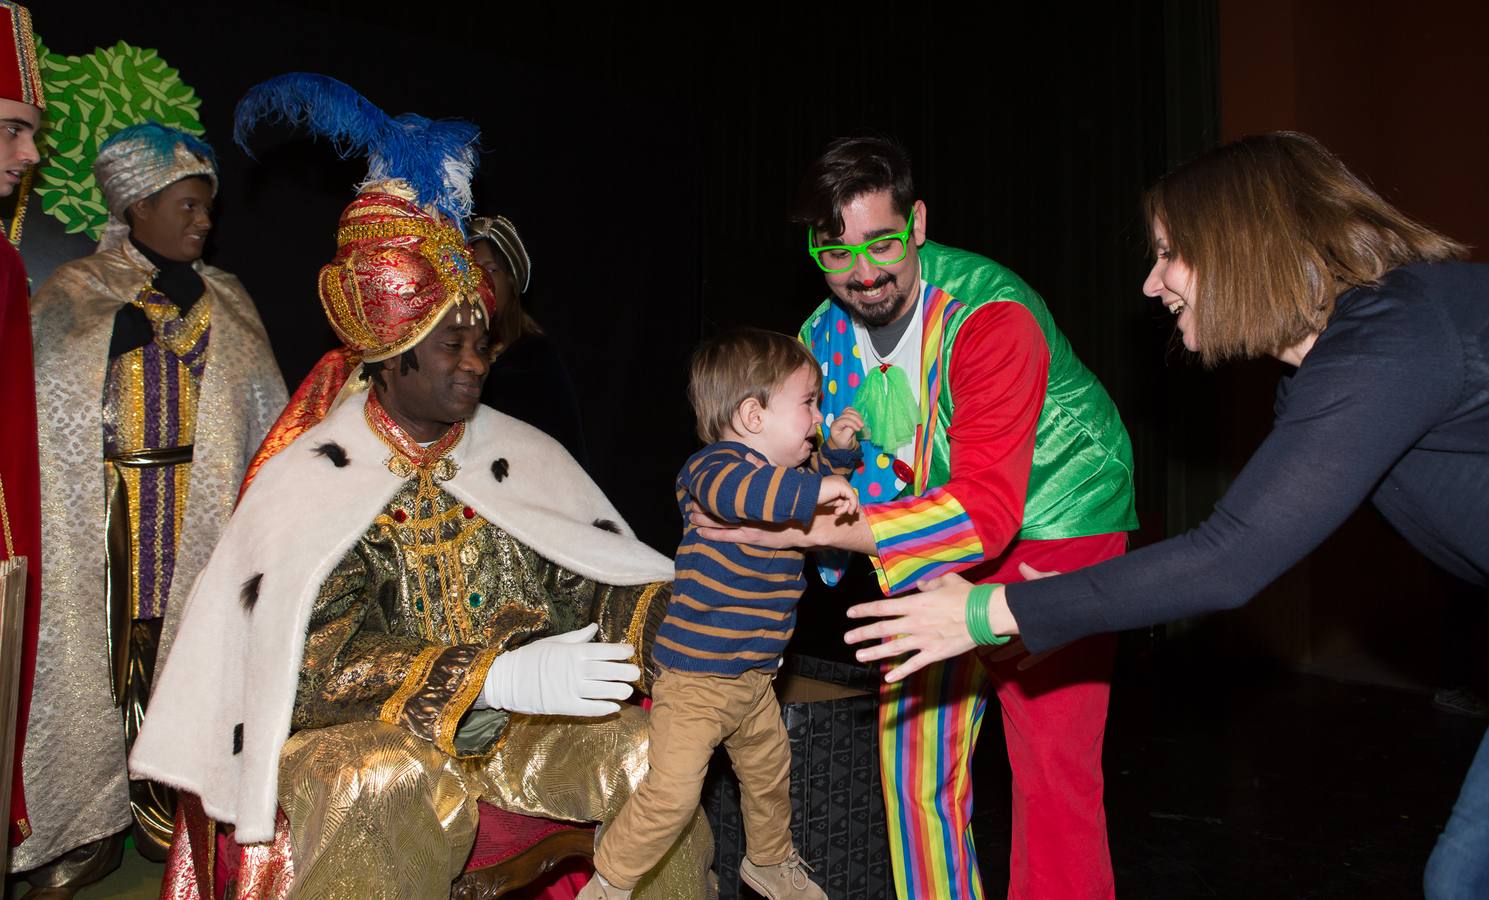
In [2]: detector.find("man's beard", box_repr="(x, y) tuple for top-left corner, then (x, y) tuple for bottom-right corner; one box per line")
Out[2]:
(841, 273), (912, 328)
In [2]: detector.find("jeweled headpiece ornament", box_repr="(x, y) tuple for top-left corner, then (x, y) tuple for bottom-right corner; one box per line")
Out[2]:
(0, 1), (42, 110)
(467, 215), (532, 294)
(317, 184), (491, 361)
(234, 73), (493, 362)
(93, 122), (218, 252)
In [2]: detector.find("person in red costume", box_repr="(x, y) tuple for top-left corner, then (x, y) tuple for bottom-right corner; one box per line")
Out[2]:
(0, 0), (44, 868)
(704, 136), (1138, 900)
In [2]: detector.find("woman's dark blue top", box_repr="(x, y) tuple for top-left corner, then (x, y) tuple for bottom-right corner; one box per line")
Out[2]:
(1012, 262), (1489, 652)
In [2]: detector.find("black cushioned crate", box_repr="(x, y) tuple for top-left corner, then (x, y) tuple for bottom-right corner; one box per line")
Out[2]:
(703, 656), (892, 899)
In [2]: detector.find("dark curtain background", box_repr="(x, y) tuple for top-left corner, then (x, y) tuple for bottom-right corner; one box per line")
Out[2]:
(36, 1), (1213, 659)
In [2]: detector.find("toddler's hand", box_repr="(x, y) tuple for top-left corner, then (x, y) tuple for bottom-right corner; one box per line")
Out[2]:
(829, 407), (864, 451)
(817, 474), (859, 516)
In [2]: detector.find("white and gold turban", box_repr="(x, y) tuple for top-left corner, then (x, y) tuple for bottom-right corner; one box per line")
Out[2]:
(93, 122), (218, 251)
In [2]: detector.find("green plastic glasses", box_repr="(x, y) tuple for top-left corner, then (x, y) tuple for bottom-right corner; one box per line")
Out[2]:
(807, 210), (916, 274)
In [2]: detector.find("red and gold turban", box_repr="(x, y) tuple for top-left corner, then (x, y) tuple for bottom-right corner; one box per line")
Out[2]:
(240, 183), (496, 497)
(318, 183), (495, 362)
(0, 1), (42, 110)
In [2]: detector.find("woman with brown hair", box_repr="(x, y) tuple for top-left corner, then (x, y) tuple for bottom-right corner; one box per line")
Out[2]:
(841, 131), (1489, 899)
(468, 214), (590, 467)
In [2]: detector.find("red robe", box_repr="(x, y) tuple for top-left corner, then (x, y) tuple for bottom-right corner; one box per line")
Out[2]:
(0, 236), (40, 847)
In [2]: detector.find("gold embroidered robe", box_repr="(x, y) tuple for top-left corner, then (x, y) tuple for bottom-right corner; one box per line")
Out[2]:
(292, 473), (669, 758)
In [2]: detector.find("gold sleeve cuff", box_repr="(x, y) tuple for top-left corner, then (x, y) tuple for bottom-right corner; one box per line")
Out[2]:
(378, 646), (441, 725)
(595, 581), (670, 695)
(435, 646), (499, 757)
(375, 643), (495, 754)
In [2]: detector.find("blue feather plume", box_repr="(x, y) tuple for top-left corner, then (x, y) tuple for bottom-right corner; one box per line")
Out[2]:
(233, 73), (479, 225)
(100, 122), (218, 173)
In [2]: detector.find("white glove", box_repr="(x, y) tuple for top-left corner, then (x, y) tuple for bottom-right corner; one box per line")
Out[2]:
(477, 623), (639, 717)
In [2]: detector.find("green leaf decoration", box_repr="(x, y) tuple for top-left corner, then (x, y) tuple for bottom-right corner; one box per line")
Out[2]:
(30, 36), (206, 241)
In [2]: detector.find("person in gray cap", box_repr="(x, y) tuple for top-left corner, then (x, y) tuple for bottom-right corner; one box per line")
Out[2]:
(468, 214), (589, 467)
(20, 121), (285, 891)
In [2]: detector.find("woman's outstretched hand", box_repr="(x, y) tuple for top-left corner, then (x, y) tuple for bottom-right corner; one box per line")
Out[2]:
(843, 571), (980, 683)
(843, 563), (1054, 682)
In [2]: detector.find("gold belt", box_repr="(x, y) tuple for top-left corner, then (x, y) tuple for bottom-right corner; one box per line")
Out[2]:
(105, 445), (195, 468)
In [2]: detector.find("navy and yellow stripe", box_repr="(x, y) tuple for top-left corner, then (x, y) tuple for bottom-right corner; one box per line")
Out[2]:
(655, 441), (858, 676)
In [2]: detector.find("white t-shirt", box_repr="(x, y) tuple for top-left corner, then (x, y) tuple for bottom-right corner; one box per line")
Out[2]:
(847, 275), (926, 472)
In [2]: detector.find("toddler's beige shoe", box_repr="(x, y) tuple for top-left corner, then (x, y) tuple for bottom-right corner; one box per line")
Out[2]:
(739, 849), (826, 899)
(576, 873), (632, 899)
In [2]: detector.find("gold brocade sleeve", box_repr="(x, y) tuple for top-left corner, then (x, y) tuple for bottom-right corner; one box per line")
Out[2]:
(291, 540), (497, 757)
(593, 581), (671, 695)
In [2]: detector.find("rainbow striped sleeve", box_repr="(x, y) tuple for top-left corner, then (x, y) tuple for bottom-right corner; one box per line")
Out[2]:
(864, 486), (986, 595)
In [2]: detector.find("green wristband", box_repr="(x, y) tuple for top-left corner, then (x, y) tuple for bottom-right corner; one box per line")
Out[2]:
(966, 583), (1011, 646)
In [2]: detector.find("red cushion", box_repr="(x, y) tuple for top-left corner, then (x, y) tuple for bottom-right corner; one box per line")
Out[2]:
(214, 822), (243, 898)
(464, 802), (594, 871)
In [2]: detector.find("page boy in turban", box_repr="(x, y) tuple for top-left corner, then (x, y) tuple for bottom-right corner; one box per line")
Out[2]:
(20, 122), (286, 890)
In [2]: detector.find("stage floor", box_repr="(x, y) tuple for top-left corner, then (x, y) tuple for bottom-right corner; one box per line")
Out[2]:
(972, 647), (1485, 898)
(7, 649), (1483, 899)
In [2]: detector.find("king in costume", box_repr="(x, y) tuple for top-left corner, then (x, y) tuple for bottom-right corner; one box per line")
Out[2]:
(20, 122), (287, 886)
(130, 74), (712, 900)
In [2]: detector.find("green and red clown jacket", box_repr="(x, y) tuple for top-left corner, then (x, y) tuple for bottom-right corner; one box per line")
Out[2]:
(799, 240), (1138, 596)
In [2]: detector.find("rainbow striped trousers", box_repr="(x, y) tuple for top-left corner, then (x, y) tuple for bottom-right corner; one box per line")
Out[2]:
(878, 534), (1124, 899)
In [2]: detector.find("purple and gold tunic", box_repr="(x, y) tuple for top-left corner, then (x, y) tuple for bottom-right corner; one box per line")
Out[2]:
(101, 284), (211, 621)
